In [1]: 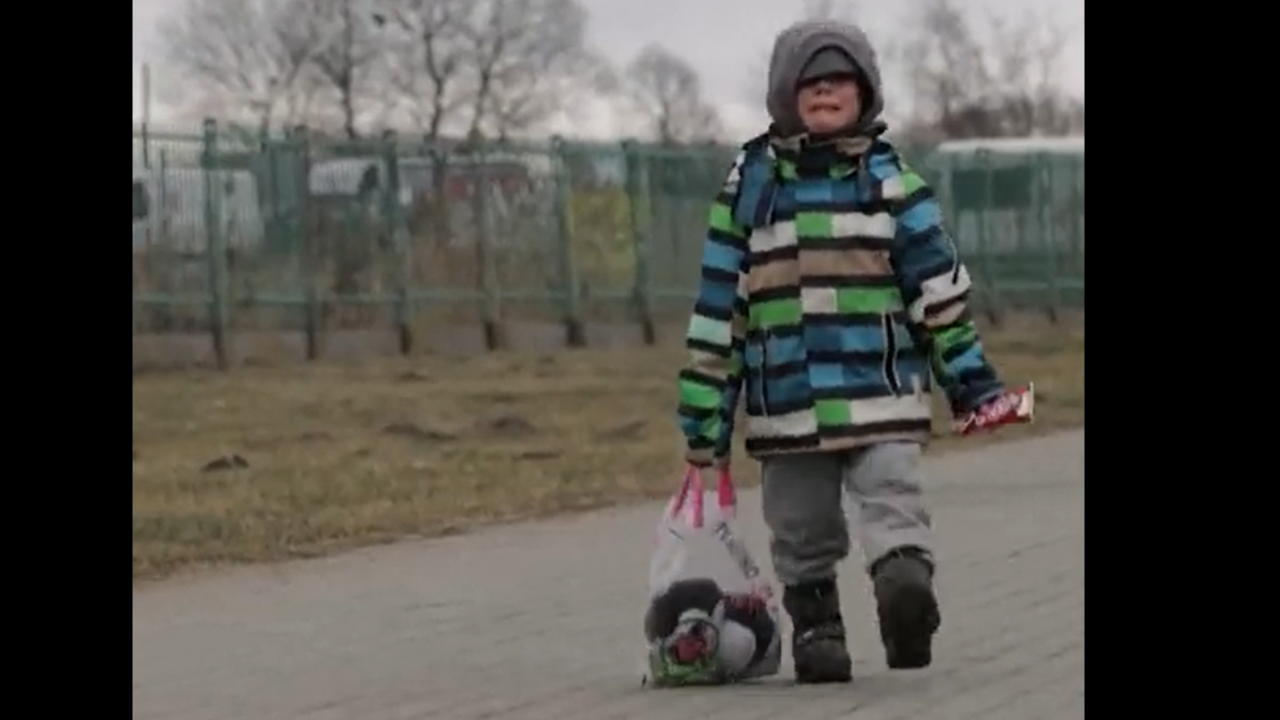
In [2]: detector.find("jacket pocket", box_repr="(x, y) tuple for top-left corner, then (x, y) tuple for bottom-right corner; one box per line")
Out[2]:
(881, 314), (902, 397)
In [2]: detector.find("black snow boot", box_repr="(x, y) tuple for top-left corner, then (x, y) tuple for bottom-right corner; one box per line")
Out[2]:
(871, 547), (941, 669)
(783, 580), (853, 684)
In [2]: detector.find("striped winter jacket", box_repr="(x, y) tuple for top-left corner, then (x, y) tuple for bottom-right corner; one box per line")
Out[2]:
(678, 135), (1004, 463)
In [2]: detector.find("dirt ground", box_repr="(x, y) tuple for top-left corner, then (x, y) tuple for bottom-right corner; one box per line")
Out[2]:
(132, 317), (1083, 580)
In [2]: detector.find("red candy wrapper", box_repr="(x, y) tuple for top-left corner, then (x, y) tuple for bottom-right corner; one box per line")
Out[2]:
(955, 383), (1035, 436)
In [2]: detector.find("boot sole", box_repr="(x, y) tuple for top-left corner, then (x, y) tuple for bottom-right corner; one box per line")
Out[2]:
(795, 662), (853, 684)
(794, 643), (853, 684)
(881, 583), (940, 670)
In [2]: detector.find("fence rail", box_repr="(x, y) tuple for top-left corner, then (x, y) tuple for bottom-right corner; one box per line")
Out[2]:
(132, 121), (1084, 369)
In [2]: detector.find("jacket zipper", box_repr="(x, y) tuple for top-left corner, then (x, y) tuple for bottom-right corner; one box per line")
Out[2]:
(882, 314), (902, 397)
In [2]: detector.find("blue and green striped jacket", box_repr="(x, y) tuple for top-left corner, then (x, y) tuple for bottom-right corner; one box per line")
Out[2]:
(678, 135), (1004, 462)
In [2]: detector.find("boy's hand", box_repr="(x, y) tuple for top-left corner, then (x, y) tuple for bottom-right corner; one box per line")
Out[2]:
(954, 385), (1035, 436)
(723, 589), (770, 616)
(685, 453), (730, 470)
(748, 579), (775, 604)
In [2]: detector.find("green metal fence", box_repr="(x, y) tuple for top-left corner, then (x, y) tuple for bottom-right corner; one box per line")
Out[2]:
(132, 121), (1083, 367)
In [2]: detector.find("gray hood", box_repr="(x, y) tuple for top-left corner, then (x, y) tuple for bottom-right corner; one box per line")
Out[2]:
(765, 19), (884, 137)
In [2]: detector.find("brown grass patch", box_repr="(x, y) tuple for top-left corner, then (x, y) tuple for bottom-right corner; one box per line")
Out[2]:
(132, 319), (1083, 580)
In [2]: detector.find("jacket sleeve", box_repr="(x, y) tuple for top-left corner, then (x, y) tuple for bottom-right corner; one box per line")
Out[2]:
(878, 151), (1003, 415)
(677, 152), (751, 465)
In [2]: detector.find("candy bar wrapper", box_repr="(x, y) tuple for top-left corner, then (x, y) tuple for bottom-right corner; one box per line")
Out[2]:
(955, 383), (1035, 436)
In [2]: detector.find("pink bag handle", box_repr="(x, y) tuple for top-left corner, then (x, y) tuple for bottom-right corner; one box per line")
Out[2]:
(668, 466), (694, 525)
(665, 464), (769, 603)
(670, 464), (738, 528)
(717, 466), (737, 520)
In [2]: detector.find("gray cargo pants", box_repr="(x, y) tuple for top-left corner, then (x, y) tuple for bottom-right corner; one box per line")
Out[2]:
(761, 442), (935, 586)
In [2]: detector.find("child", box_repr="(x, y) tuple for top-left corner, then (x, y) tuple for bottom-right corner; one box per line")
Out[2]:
(644, 578), (781, 687)
(676, 19), (1022, 684)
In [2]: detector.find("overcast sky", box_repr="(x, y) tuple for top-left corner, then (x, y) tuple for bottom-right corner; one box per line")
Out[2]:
(132, 0), (1083, 140)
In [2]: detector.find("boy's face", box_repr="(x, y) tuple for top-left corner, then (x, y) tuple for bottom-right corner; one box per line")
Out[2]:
(796, 76), (862, 135)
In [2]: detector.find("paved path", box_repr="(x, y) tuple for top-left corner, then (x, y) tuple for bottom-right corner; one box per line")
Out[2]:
(133, 431), (1084, 720)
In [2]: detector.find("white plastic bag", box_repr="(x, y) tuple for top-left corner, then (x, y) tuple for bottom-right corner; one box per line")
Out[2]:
(643, 465), (781, 687)
(648, 465), (768, 599)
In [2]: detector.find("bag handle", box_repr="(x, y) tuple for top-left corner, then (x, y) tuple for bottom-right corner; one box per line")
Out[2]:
(668, 465), (697, 527)
(716, 466), (737, 520)
(670, 465), (739, 528)
(664, 464), (772, 604)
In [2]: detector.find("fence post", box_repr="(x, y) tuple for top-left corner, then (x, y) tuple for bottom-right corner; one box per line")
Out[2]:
(158, 149), (171, 248)
(1037, 154), (1060, 323)
(293, 125), (322, 361)
(132, 258), (140, 337)
(622, 140), (656, 345)
(132, 126), (141, 336)
(156, 148), (175, 332)
(1068, 156), (1084, 307)
(472, 141), (503, 351)
(975, 150), (1001, 327)
(551, 136), (585, 347)
(381, 130), (413, 355)
(200, 118), (231, 370)
(260, 129), (281, 254)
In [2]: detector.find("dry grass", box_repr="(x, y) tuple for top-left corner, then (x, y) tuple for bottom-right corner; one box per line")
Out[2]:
(132, 318), (1083, 581)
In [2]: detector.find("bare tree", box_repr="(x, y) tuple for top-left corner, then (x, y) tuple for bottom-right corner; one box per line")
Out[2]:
(456, 0), (605, 142)
(301, 0), (386, 139)
(626, 44), (722, 144)
(896, 0), (1084, 141)
(157, 0), (324, 128)
(378, 0), (471, 141)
